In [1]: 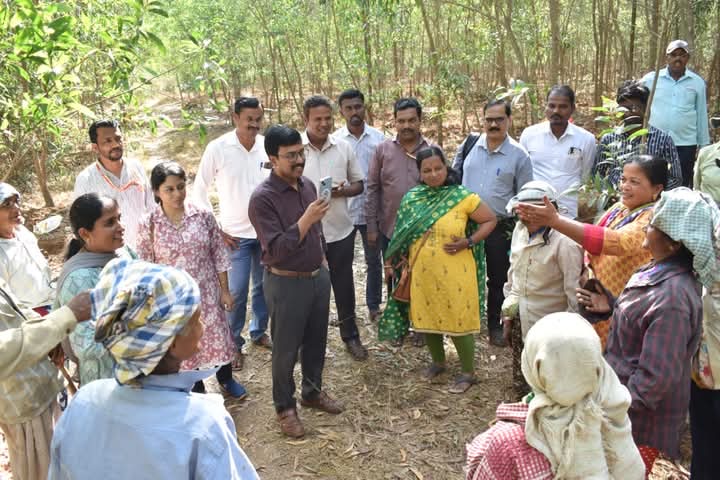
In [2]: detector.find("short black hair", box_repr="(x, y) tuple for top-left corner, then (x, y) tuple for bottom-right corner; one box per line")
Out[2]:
(616, 80), (650, 107)
(338, 89), (364, 107)
(264, 124), (303, 157)
(89, 119), (119, 144)
(393, 97), (422, 118)
(546, 85), (576, 105)
(415, 146), (461, 186)
(234, 97), (261, 114)
(625, 154), (668, 189)
(150, 162), (186, 204)
(303, 95), (332, 118)
(484, 99), (512, 116)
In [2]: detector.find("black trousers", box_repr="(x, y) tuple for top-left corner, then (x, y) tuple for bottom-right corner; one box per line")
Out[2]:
(485, 218), (514, 333)
(676, 145), (697, 188)
(326, 231), (360, 342)
(264, 268), (331, 413)
(690, 381), (720, 479)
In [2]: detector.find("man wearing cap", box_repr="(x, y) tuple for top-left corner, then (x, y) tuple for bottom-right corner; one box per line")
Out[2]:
(48, 258), (259, 479)
(0, 183), (54, 310)
(1, 283), (91, 480)
(642, 40), (710, 187)
(249, 124), (342, 439)
(453, 99), (534, 347)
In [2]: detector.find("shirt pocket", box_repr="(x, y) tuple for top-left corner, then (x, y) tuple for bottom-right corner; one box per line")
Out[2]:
(674, 86), (697, 111)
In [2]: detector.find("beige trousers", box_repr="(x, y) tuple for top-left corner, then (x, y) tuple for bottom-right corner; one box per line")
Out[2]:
(0, 401), (56, 480)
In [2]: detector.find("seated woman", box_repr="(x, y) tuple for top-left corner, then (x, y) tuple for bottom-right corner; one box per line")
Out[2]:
(465, 312), (644, 480)
(136, 162), (245, 398)
(380, 146), (497, 393)
(0, 183), (54, 311)
(48, 259), (259, 479)
(579, 187), (718, 474)
(55, 193), (135, 385)
(515, 154), (667, 347)
(502, 181), (583, 398)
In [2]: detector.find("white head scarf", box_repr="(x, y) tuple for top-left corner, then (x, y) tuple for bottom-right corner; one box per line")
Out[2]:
(522, 313), (644, 479)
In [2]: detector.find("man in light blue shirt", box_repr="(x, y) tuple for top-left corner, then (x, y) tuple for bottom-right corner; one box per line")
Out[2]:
(333, 89), (386, 321)
(49, 259), (258, 480)
(452, 99), (533, 346)
(642, 39), (710, 187)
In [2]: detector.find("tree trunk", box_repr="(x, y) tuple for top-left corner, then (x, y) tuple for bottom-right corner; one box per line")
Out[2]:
(627, 0), (638, 78)
(359, 0), (374, 123)
(35, 140), (54, 207)
(548, 0), (561, 84)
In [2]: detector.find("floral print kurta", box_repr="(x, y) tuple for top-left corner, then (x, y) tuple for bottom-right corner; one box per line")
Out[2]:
(136, 203), (234, 370)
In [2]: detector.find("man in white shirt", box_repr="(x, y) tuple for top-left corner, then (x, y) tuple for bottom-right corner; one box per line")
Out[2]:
(302, 95), (368, 361)
(194, 97), (271, 364)
(333, 89), (385, 322)
(74, 120), (154, 249)
(519, 85), (596, 218)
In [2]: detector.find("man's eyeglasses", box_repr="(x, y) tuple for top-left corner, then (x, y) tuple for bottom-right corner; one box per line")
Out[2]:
(484, 117), (507, 125)
(278, 150), (305, 161)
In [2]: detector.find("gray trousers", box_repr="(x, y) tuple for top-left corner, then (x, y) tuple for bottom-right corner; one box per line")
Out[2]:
(264, 268), (331, 413)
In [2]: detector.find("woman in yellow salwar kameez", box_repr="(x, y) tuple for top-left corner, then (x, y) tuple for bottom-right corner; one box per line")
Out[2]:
(380, 147), (496, 393)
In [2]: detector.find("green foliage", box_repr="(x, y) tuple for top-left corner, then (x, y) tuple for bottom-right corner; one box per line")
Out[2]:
(0, 0), (169, 204)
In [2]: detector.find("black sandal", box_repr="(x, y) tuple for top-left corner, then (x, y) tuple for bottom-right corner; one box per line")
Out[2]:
(449, 373), (478, 394)
(422, 363), (447, 380)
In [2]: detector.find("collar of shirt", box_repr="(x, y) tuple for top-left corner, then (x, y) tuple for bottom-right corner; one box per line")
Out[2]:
(541, 120), (577, 141)
(335, 124), (371, 142)
(478, 133), (510, 155)
(626, 254), (693, 288)
(392, 135), (429, 154)
(220, 130), (263, 153)
(659, 66), (693, 83)
(268, 171), (305, 192)
(150, 202), (203, 224)
(137, 368), (218, 392)
(96, 160), (128, 182)
(302, 131), (337, 152)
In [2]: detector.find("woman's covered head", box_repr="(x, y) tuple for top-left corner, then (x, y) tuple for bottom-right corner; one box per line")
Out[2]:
(66, 193), (124, 259)
(151, 161), (187, 208)
(521, 312), (644, 478)
(506, 180), (558, 232)
(620, 154), (667, 210)
(92, 258), (202, 384)
(649, 187), (720, 286)
(416, 147), (460, 187)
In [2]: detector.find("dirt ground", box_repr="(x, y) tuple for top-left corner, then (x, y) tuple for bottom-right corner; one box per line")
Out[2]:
(0, 99), (691, 479)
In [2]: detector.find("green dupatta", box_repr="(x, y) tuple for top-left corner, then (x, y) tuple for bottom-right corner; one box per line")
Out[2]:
(378, 184), (486, 341)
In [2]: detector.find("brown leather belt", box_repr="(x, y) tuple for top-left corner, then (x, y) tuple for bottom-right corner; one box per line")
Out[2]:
(267, 266), (321, 278)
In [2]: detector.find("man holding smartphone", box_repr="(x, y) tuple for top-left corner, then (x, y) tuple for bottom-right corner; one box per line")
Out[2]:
(301, 95), (367, 361)
(249, 124), (341, 438)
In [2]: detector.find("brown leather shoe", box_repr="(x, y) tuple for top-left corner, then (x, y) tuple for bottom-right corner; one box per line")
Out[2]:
(252, 333), (273, 350)
(346, 338), (368, 361)
(277, 408), (305, 438)
(300, 391), (343, 414)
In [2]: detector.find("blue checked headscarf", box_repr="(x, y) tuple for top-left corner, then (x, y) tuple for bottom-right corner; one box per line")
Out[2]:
(651, 187), (720, 287)
(92, 258), (201, 385)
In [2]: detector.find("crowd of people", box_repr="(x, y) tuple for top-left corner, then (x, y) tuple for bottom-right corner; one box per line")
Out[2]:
(1, 37), (720, 479)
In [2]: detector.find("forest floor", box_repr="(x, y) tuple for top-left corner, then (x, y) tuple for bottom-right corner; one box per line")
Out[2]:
(0, 98), (691, 479)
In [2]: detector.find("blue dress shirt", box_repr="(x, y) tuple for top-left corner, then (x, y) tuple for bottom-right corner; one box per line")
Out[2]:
(49, 370), (259, 480)
(642, 67), (710, 147)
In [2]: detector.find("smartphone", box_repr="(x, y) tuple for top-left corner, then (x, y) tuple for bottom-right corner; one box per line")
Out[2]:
(318, 176), (332, 202)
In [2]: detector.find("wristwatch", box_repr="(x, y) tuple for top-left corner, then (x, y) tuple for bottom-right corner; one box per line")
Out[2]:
(466, 236), (474, 249)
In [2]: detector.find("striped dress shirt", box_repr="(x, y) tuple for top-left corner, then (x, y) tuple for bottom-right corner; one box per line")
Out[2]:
(594, 126), (683, 190)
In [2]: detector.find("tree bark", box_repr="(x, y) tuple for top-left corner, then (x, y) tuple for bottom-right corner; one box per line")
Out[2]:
(548, 0), (561, 84)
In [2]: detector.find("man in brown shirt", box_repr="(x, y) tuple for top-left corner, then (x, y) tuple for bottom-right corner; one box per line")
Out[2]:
(365, 98), (434, 251)
(248, 124), (343, 438)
